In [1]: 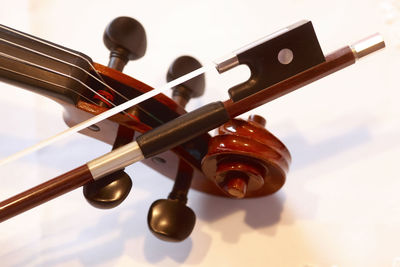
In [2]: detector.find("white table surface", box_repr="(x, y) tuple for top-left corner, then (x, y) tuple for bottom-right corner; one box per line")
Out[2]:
(0, 0), (399, 266)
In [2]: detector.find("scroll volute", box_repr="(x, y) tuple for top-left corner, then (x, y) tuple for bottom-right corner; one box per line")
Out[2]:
(202, 115), (291, 198)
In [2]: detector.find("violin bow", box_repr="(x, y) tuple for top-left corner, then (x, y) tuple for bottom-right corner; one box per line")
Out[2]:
(0, 20), (384, 230)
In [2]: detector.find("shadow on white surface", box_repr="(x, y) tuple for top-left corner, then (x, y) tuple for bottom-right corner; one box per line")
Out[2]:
(286, 125), (372, 171)
(3, 182), (212, 266)
(6, 207), (139, 266)
(196, 192), (289, 242)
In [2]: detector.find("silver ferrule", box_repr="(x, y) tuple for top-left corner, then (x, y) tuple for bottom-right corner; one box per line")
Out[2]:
(351, 33), (385, 60)
(87, 141), (144, 180)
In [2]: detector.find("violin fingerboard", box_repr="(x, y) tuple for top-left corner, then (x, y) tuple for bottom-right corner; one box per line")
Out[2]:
(0, 24), (93, 104)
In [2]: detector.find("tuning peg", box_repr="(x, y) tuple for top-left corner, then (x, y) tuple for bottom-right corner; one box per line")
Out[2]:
(83, 170), (132, 209)
(167, 56), (205, 108)
(83, 125), (135, 209)
(103, 16), (147, 71)
(147, 199), (196, 242)
(147, 161), (196, 242)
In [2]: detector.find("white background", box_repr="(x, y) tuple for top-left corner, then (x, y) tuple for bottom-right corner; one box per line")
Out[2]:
(0, 0), (399, 266)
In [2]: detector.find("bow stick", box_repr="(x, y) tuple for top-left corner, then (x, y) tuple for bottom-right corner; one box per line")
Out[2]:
(0, 20), (384, 223)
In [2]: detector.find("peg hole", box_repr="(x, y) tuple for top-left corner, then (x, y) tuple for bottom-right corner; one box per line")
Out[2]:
(152, 157), (166, 164)
(88, 124), (100, 132)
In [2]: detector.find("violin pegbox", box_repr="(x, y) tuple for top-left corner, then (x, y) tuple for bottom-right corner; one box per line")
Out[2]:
(202, 115), (291, 198)
(146, 55), (207, 242)
(83, 16), (147, 209)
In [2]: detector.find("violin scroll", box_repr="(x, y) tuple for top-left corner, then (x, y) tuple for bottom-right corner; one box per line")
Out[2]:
(202, 115), (291, 198)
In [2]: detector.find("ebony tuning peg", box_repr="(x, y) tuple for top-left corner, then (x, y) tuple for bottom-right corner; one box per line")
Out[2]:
(83, 126), (135, 209)
(147, 161), (196, 242)
(103, 16), (147, 72)
(83, 170), (132, 209)
(147, 199), (195, 242)
(167, 56), (205, 108)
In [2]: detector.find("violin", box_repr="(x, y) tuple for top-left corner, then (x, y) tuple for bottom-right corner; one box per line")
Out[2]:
(0, 17), (384, 242)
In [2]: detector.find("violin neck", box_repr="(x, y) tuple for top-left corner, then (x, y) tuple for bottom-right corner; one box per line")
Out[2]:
(0, 24), (93, 104)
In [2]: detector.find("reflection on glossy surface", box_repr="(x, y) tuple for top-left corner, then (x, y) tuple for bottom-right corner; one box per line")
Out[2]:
(202, 116), (291, 197)
(83, 170), (132, 209)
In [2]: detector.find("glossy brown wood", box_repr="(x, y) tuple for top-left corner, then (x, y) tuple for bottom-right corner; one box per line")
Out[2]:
(0, 165), (93, 222)
(2, 46), (357, 207)
(63, 63), (223, 196)
(224, 46), (356, 117)
(202, 116), (291, 197)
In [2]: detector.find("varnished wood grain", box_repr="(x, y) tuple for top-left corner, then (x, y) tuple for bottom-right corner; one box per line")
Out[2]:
(0, 165), (93, 222)
(225, 46), (356, 117)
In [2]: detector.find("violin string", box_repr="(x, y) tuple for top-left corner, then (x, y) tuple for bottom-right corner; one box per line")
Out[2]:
(0, 31), (164, 124)
(0, 65), (211, 166)
(0, 65), (98, 106)
(0, 51), (117, 108)
(0, 25), (149, 120)
(0, 24), (212, 165)
(0, 25), (124, 100)
(0, 36), (118, 108)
